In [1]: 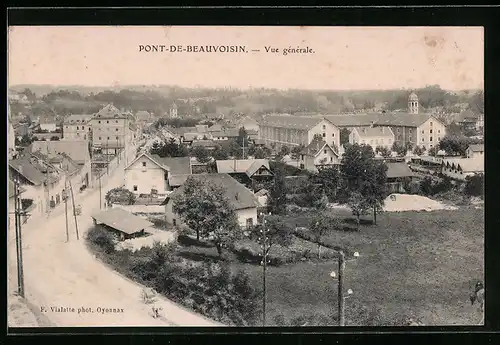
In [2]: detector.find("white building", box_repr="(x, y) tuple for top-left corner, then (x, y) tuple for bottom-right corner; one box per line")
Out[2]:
(63, 114), (94, 140)
(349, 126), (394, 149)
(466, 144), (484, 159)
(124, 152), (192, 195)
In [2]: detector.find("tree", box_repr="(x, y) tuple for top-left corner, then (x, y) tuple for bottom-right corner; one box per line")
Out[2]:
(347, 191), (369, 230)
(310, 166), (340, 202)
(267, 167), (287, 215)
(212, 144), (229, 160)
(191, 145), (211, 163)
(438, 135), (475, 156)
(253, 147), (266, 159)
(428, 146), (439, 157)
(413, 145), (425, 156)
(172, 177), (242, 256)
(291, 145), (305, 161)
(391, 141), (406, 157)
(280, 145), (290, 157)
(309, 212), (339, 258)
(360, 160), (387, 225)
(236, 127), (249, 149)
(250, 215), (293, 258)
(105, 187), (136, 205)
(340, 128), (351, 146)
(375, 146), (391, 158)
(227, 140), (243, 159)
(341, 143), (375, 191)
(464, 174), (484, 198)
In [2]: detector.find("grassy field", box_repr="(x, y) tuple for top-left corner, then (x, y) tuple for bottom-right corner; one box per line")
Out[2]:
(178, 206), (484, 326)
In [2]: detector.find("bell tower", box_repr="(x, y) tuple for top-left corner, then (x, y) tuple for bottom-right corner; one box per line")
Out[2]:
(408, 92), (419, 114)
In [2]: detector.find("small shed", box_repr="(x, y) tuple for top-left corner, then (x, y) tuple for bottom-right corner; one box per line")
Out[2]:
(385, 162), (414, 193)
(91, 208), (154, 241)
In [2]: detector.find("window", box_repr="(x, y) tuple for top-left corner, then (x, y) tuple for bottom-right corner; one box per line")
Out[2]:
(84, 135), (86, 140)
(438, 130), (441, 134)
(332, 133), (335, 137)
(65, 126), (68, 129)
(173, 219), (177, 226)
(430, 144), (433, 148)
(324, 150), (327, 154)
(322, 125), (326, 130)
(77, 133), (80, 137)
(301, 155), (304, 160)
(98, 121), (101, 124)
(421, 130), (424, 134)
(388, 139), (392, 144)
(300, 163), (305, 169)
(330, 157), (333, 162)
(397, 128), (400, 133)
(76, 126), (79, 130)
(116, 136), (119, 140)
(409, 129), (412, 134)
(116, 128), (119, 131)
(430, 129), (433, 134)
(99, 137), (102, 140)
(106, 120), (109, 124)
(421, 138), (424, 142)
(322, 133), (326, 137)
(107, 137), (110, 140)
(133, 185), (138, 191)
(115, 120), (118, 123)
(82, 126), (85, 130)
(430, 122), (433, 126)
(142, 162), (146, 167)
(246, 218), (253, 227)
(430, 137), (433, 142)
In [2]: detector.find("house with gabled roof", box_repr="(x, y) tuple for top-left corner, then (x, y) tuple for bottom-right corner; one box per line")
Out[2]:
(258, 114), (340, 150)
(441, 157), (484, 181)
(466, 144), (484, 159)
(298, 138), (340, 172)
(124, 152), (192, 194)
(215, 159), (273, 190)
(161, 173), (260, 228)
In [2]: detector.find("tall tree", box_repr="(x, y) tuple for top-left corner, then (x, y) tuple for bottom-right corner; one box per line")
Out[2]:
(347, 191), (369, 230)
(212, 144), (230, 160)
(310, 166), (340, 202)
(360, 160), (388, 225)
(267, 167), (287, 215)
(172, 177), (241, 255)
(391, 141), (407, 157)
(339, 128), (351, 146)
(191, 145), (211, 163)
(341, 143), (375, 191)
(375, 146), (391, 158)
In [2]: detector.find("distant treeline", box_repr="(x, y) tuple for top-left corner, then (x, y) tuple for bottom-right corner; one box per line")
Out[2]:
(9, 84), (483, 120)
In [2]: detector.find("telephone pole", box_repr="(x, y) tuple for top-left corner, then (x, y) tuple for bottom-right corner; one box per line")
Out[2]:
(99, 171), (102, 210)
(68, 179), (80, 240)
(13, 178), (25, 297)
(63, 179), (69, 242)
(260, 212), (270, 327)
(338, 251), (346, 326)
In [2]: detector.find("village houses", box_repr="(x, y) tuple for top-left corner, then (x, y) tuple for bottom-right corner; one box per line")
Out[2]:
(124, 152), (192, 195)
(162, 173), (261, 228)
(62, 114), (94, 140)
(38, 114), (58, 132)
(299, 139), (340, 172)
(466, 144), (484, 159)
(215, 159), (273, 190)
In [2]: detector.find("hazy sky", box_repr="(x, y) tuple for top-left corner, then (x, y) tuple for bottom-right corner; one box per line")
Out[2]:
(8, 26), (483, 90)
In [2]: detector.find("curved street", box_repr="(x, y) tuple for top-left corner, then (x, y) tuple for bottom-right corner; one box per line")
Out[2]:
(8, 146), (222, 327)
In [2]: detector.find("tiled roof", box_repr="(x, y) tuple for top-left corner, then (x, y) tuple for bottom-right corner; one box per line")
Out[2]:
(191, 140), (217, 148)
(9, 157), (47, 185)
(468, 144), (484, 152)
(300, 139), (337, 157)
(216, 159), (271, 177)
(375, 113), (435, 127)
(94, 104), (127, 119)
(210, 129), (240, 137)
(168, 174), (191, 187)
(91, 208), (154, 235)
(259, 114), (328, 130)
(324, 114), (381, 127)
(64, 114), (94, 124)
(152, 155), (192, 175)
(165, 173), (260, 210)
(353, 126), (394, 138)
(386, 162), (414, 179)
(30, 140), (90, 164)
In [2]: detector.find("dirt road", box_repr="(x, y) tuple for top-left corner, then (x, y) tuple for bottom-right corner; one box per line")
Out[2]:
(8, 146), (222, 327)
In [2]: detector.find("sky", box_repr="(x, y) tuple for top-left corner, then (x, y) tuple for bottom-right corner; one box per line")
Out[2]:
(8, 26), (484, 91)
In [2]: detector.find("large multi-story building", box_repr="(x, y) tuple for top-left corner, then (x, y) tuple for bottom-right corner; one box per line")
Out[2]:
(90, 104), (135, 154)
(258, 114), (341, 151)
(62, 114), (94, 140)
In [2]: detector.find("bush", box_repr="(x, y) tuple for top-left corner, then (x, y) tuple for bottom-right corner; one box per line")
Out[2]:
(86, 226), (116, 254)
(105, 187), (136, 205)
(464, 174), (484, 198)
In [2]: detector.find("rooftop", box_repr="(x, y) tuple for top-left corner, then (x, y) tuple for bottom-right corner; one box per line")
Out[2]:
(91, 208), (154, 235)
(64, 114), (94, 124)
(386, 162), (414, 179)
(94, 104), (128, 119)
(216, 159), (271, 177)
(164, 173), (260, 210)
(353, 126), (394, 138)
(259, 114), (330, 130)
(301, 139), (337, 157)
(468, 144), (484, 152)
(29, 140), (90, 164)
(443, 157), (484, 173)
(9, 157), (49, 185)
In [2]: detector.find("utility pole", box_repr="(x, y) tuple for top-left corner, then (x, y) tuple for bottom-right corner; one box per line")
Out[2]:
(99, 171), (102, 210)
(13, 178), (25, 297)
(63, 178), (69, 243)
(260, 213), (270, 327)
(106, 139), (109, 175)
(68, 179), (80, 240)
(338, 251), (345, 326)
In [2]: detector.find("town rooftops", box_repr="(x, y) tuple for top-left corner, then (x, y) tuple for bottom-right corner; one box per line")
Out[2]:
(64, 114), (94, 124)
(169, 127), (198, 136)
(9, 157), (48, 186)
(385, 162), (414, 179)
(468, 144), (484, 152)
(458, 110), (478, 122)
(216, 159), (271, 177)
(259, 114), (333, 130)
(125, 152), (192, 175)
(300, 139), (337, 157)
(353, 126), (394, 138)
(39, 115), (58, 124)
(91, 208), (154, 235)
(163, 173), (260, 210)
(210, 129), (240, 138)
(324, 112), (436, 128)
(94, 104), (128, 119)
(29, 140), (90, 165)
